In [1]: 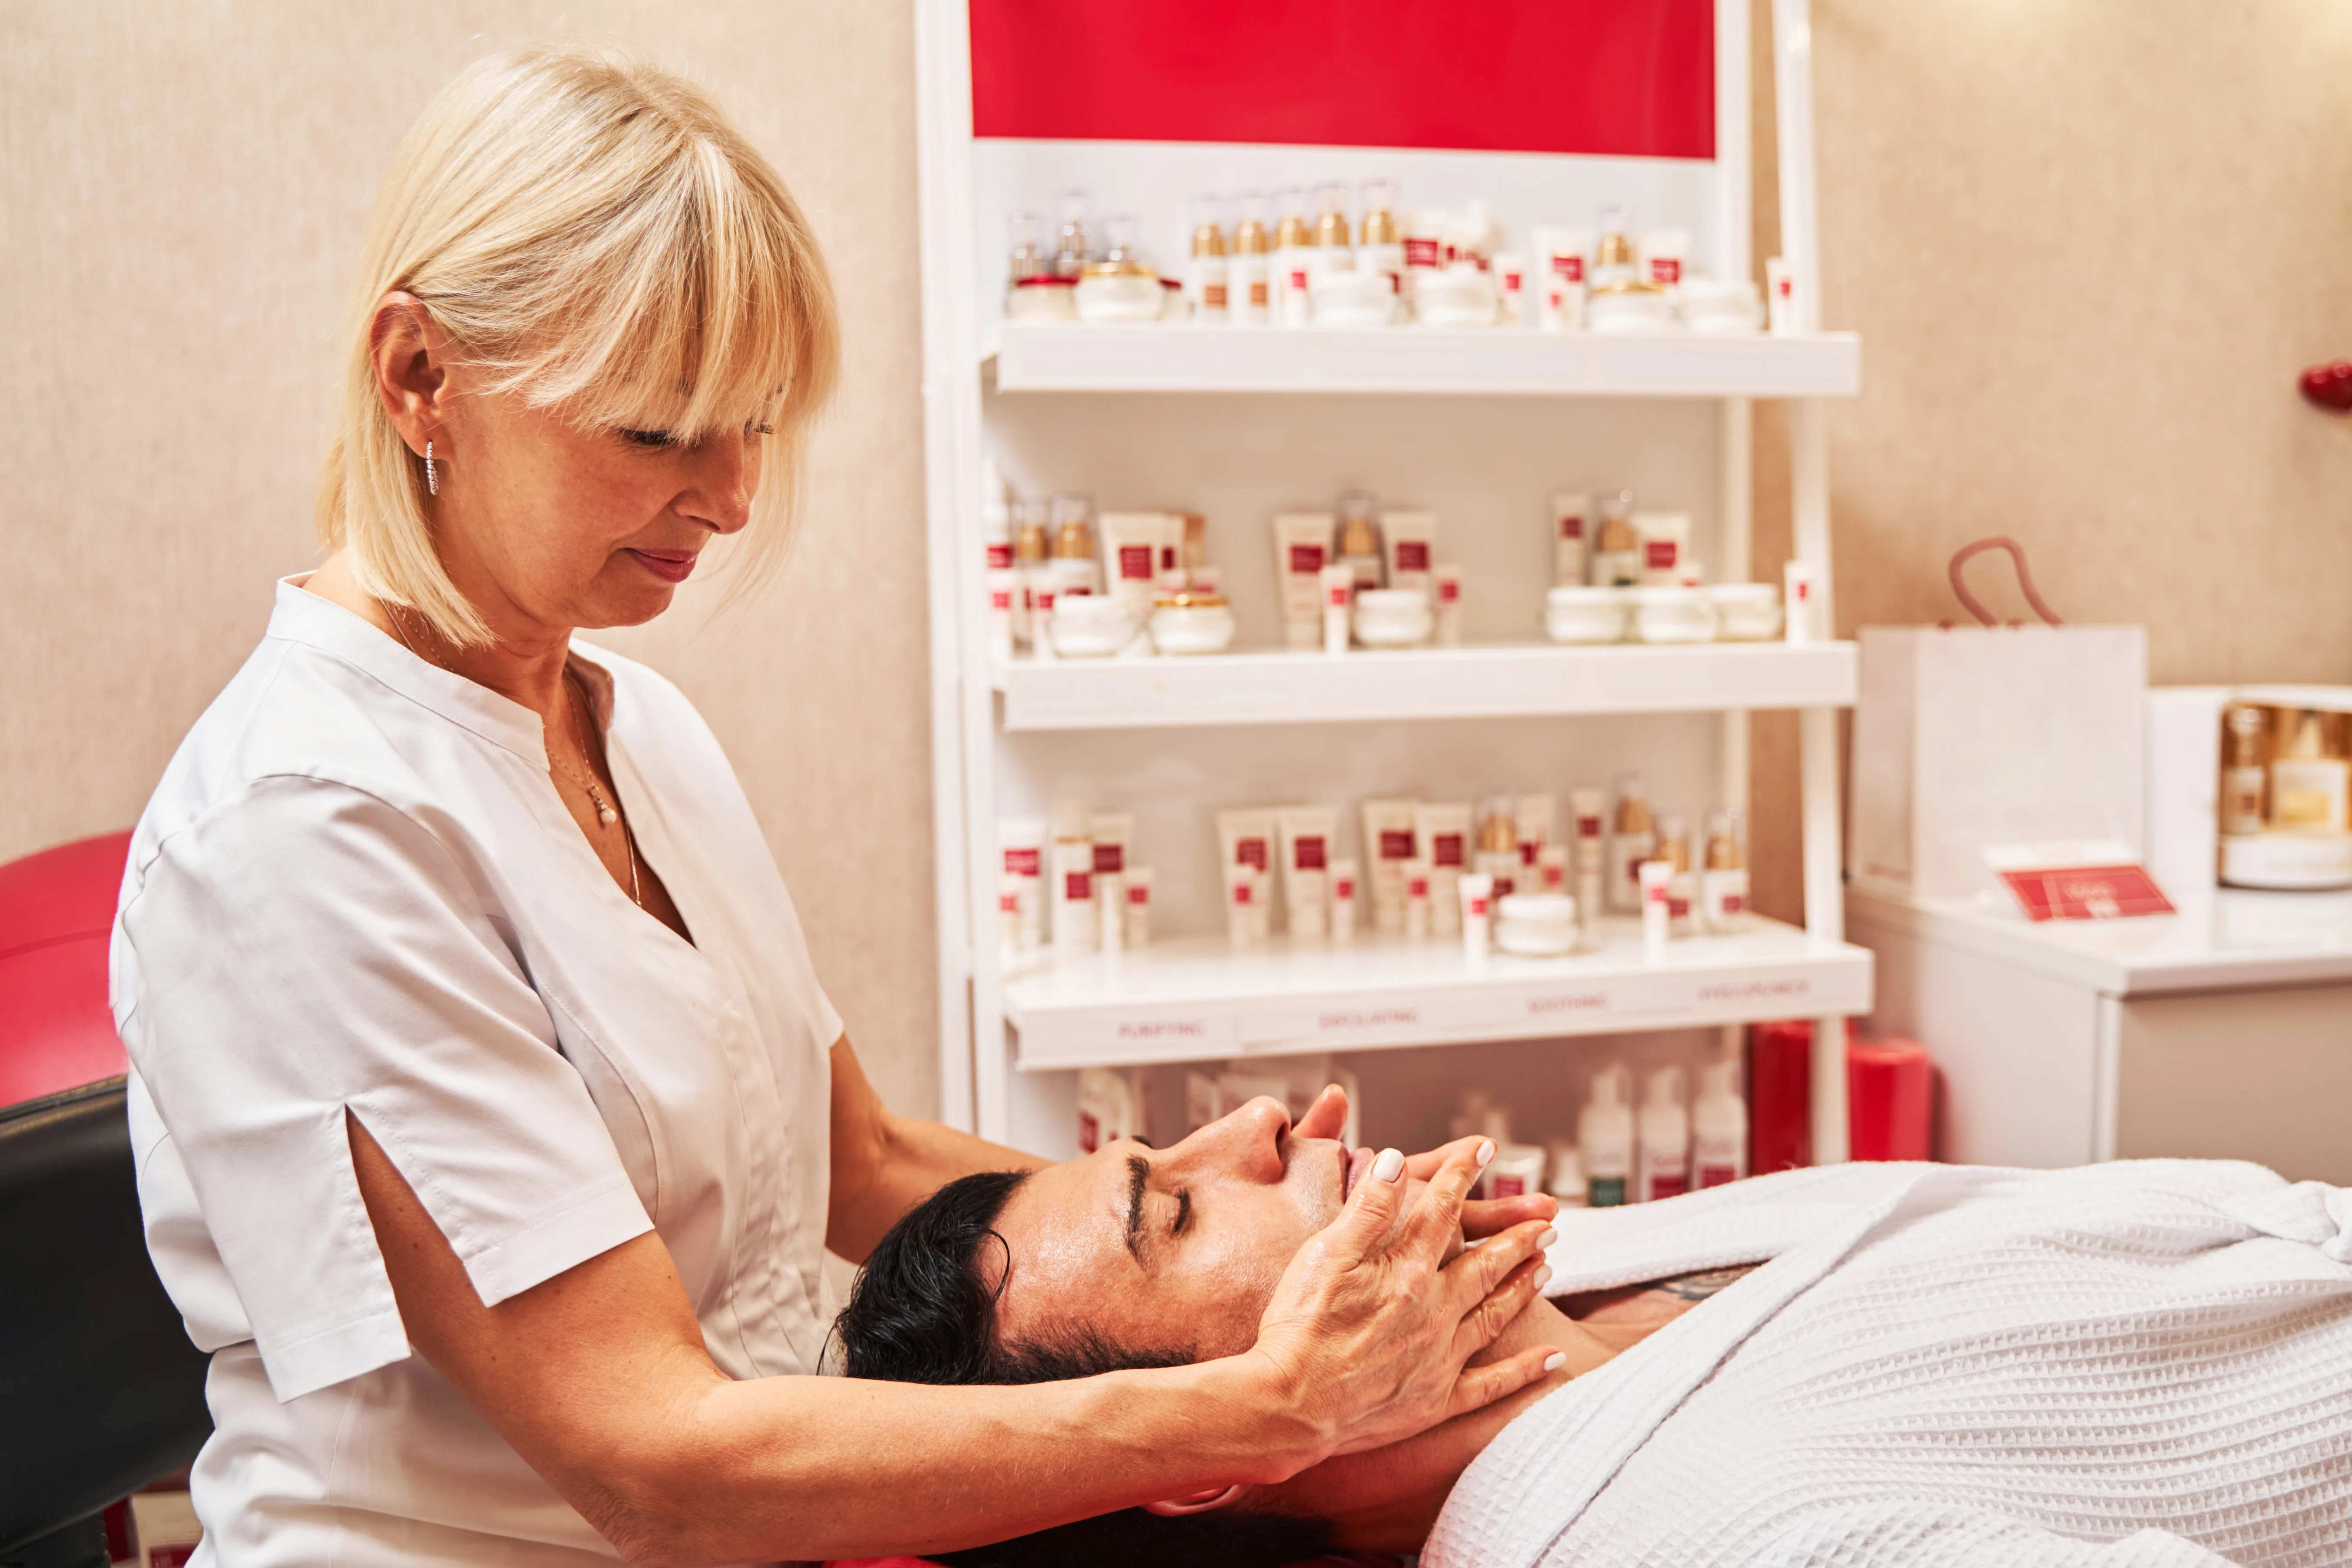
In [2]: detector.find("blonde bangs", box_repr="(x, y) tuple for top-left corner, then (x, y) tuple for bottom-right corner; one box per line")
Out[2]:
(320, 48), (841, 643)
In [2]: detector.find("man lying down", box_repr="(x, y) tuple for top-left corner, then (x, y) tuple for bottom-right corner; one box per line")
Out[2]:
(835, 1093), (2352, 1568)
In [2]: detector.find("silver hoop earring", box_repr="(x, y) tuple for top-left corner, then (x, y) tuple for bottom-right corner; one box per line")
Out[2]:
(424, 440), (437, 497)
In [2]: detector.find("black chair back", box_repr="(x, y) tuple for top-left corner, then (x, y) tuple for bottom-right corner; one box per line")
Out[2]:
(0, 1079), (212, 1563)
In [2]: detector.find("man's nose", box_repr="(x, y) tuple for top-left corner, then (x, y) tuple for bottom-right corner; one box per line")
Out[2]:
(1200, 1095), (1291, 1184)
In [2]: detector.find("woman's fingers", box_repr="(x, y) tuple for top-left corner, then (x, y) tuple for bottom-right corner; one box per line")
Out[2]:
(1293, 1083), (1350, 1143)
(1443, 1343), (1570, 1424)
(1461, 1190), (1558, 1240)
(1320, 1145), (1411, 1263)
(1396, 1136), (1490, 1254)
(1441, 1219), (1556, 1357)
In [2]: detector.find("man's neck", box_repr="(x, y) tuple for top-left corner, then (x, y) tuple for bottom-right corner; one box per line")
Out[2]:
(1251, 1297), (1605, 1553)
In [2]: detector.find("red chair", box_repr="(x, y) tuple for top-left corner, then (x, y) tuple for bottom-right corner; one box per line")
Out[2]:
(0, 830), (134, 1108)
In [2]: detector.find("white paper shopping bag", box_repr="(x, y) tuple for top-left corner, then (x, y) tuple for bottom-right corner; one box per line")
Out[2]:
(1849, 541), (2147, 898)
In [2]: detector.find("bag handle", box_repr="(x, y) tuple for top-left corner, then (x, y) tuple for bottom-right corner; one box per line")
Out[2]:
(1947, 536), (2064, 628)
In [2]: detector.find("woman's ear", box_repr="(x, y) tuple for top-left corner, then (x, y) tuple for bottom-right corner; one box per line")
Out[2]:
(1142, 1483), (1248, 1517)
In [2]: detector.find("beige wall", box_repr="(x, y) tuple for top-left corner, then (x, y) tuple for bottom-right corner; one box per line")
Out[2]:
(1746, 0), (2352, 922)
(9, 3), (2352, 1093)
(0, 3), (942, 1116)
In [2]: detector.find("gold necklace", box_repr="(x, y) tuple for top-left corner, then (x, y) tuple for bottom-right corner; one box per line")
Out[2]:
(385, 603), (643, 907)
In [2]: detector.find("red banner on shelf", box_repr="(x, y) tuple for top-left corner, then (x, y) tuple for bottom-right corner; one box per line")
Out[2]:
(1996, 864), (2177, 923)
(970, 0), (1715, 160)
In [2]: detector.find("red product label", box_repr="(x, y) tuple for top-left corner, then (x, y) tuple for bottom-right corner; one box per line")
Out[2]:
(1520, 841), (1540, 866)
(1645, 540), (1679, 568)
(1439, 578), (1461, 604)
(1064, 870), (1092, 899)
(1404, 236), (1442, 267)
(1697, 1164), (1736, 1189)
(1232, 880), (1256, 906)
(1160, 544), (1180, 570)
(987, 541), (1014, 569)
(1997, 863), (2176, 923)
(1650, 257), (1683, 285)
(1118, 544), (1153, 580)
(1722, 893), (1745, 916)
(990, 588), (1011, 610)
(1559, 514), (1584, 540)
(1490, 876), (1515, 899)
(1293, 836), (1328, 871)
(1501, 268), (1523, 290)
(1668, 894), (1691, 918)
(1236, 838), (1270, 870)
(1078, 1110), (1101, 1153)
(1289, 267), (1311, 290)
(1466, 893), (1490, 916)
(1490, 1175), (1527, 1198)
(1093, 843), (1124, 874)
(1289, 543), (1327, 573)
(1432, 833), (1465, 868)
(1776, 274), (1795, 299)
(1648, 1173), (1688, 1201)
(1380, 829), (1418, 861)
(1004, 847), (1040, 876)
(1034, 590), (1057, 613)
(1551, 254), (1585, 282)
(998, 891), (1018, 913)
(1578, 818), (1602, 838)
(1394, 541), (1431, 571)
(1128, 881), (1149, 905)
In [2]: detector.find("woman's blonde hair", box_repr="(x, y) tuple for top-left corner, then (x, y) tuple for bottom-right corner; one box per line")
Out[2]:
(318, 48), (840, 644)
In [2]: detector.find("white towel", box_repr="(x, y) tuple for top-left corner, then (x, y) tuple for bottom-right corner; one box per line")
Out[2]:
(1426, 1161), (2352, 1568)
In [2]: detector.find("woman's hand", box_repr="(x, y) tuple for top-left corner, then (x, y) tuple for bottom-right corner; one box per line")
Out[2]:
(1241, 1135), (1562, 1469)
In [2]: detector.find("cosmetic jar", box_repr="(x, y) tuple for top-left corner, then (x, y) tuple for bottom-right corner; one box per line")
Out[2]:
(1046, 593), (1140, 657)
(1680, 277), (1763, 335)
(1586, 280), (1675, 335)
(1413, 263), (1498, 329)
(1148, 591), (1236, 656)
(1351, 587), (1434, 649)
(2220, 831), (2352, 891)
(1544, 586), (1631, 645)
(1630, 586), (1719, 645)
(1074, 261), (1167, 323)
(1494, 892), (1578, 957)
(1707, 583), (1784, 642)
(1006, 276), (1077, 322)
(1309, 266), (1396, 328)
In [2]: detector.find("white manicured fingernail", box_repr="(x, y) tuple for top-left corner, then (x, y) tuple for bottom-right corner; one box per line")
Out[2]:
(1538, 1227), (1558, 1250)
(1373, 1147), (1405, 1183)
(1534, 1265), (1552, 1290)
(1476, 1139), (1496, 1168)
(1543, 1352), (1567, 1373)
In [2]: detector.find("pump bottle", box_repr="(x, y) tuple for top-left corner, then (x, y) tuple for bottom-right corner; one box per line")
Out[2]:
(1635, 1066), (1690, 1203)
(1579, 1064), (1634, 1208)
(1692, 1058), (1748, 1188)
(1272, 186), (1314, 327)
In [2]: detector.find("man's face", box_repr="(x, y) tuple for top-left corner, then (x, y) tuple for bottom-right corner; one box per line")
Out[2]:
(989, 1098), (1421, 1362)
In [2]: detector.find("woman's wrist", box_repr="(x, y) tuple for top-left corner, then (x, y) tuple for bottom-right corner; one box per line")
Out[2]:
(1170, 1349), (1334, 1486)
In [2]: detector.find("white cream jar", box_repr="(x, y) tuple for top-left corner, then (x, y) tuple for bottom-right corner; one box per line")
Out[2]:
(1148, 592), (1236, 656)
(1587, 280), (1675, 335)
(1074, 261), (1165, 323)
(1707, 583), (1784, 641)
(1047, 593), (1139, 657)
(1352, 587), (1433, 648)
(1311, 267), (1396, 328)
(1544, 586), (1631, 645)
(1413, 263), (1498, 329)
(1631, 586), (1718, 644)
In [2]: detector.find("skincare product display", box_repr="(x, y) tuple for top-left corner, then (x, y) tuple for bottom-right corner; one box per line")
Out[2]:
(2215, 701), (2352, 890)
(1005, 186), (1773, 336)
(1001, 800), (1158, 963)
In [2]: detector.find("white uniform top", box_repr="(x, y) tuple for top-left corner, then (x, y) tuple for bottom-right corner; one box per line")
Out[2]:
(112, 579), (844, 1568)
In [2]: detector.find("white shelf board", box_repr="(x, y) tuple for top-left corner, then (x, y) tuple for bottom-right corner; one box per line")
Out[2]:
(988, 323), (1861, 398)
(1848, 884), (2352, 999)
(995, 640), (1856, 731)
(1005, 916), (1874, 1070)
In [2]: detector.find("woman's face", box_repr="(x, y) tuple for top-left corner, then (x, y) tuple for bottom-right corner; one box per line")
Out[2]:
(427, 363), (767, 639)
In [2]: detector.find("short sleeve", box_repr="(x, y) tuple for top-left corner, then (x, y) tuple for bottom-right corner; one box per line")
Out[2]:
(115, 776), (654, 1402)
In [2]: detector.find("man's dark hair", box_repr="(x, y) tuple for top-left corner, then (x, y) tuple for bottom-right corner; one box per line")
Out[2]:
(833, 1170), (1337, 1568)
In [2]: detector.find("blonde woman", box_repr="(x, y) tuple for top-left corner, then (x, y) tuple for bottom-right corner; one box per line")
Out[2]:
(110, 49), (1559, 1566)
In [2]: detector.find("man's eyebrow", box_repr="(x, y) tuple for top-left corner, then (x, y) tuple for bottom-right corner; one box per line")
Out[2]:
(1123, 1154), (1149, 1261)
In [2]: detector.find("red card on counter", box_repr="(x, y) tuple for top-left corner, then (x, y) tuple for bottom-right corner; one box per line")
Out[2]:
(1983, 841), (2176, 922)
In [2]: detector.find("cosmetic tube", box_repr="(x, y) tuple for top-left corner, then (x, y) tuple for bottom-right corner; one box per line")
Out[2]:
(1217, 808), (1278, 940)
(1765, 257), (1797, 335)
(1361, 798), (1420, 932)
(1549, 493), (1590, 587)
(1381, 510), (1436, 599)
(1404, 860), (1432, 940)
(1538, 227), (1591, 332)
(1000, 817), (1047, 952)
(1225, 862), (1262, 947)
(1273, 186), (1314, 327)
(1633, 512), (1691, 587)
(1458, 872), (1494, 962)
(1433, 564), (1464, 646)
(1643, 230), (1689, 292)
(1099, 512), (1178, 624)
(1274, 512), (1335, 650)
(1639, 859), (1674, 960)
(1581, 1065), (1633, 1208)
(1123, 865), (1153, 948)
(1537, 844), (1569, 895)
(985, 569), (1017, 662)
(1607, 774), (1656, 914)
(1416, 801), (1472, 936)
(1493, 252), (1528, 326)
(1090, 812), (1131, 952)
(1784, 559), (1816, 644)
(1329, 857), (1359, 940)
(1321, 564), (1352, 656)
(1636, 1065), (1690, 1202)
(1570, 786), (1606, 939)
(1053, 837), (1097, 959)
(1279, 806), (1336, 938)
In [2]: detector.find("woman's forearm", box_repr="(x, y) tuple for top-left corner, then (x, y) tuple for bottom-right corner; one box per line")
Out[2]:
(826, 1036), (1044, 1262)
(609, 1353), (1314, 1564)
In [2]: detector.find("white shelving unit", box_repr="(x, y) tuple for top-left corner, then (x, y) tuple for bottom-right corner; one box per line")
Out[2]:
(917, 0), (1868, 1161)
